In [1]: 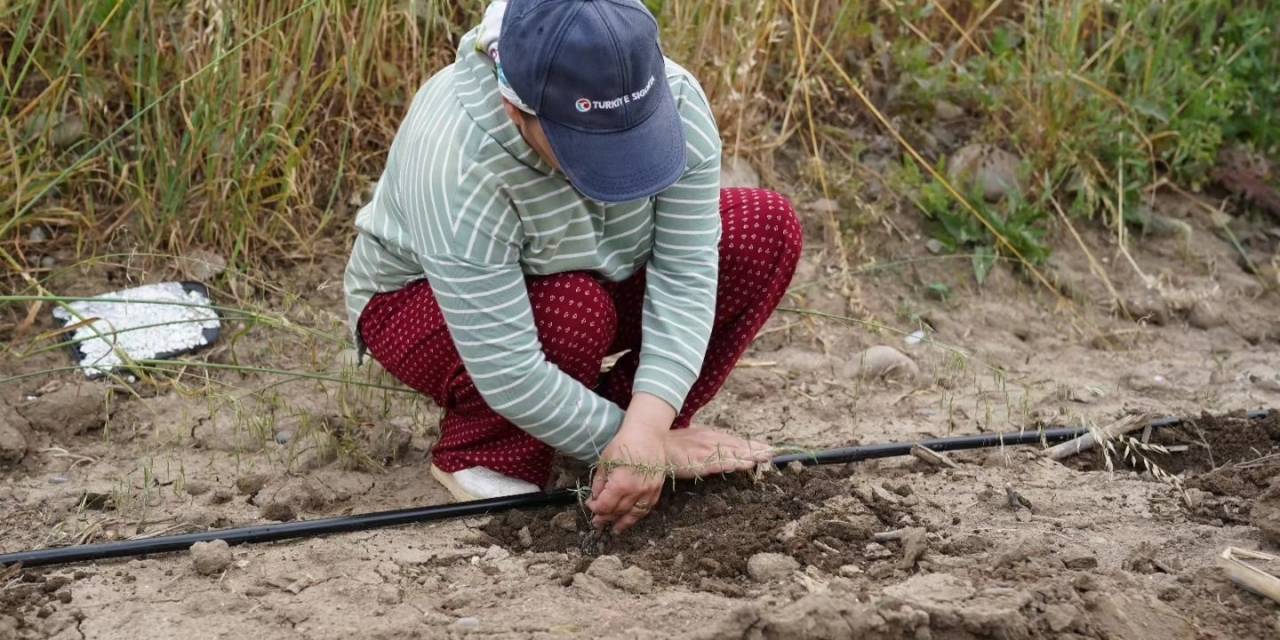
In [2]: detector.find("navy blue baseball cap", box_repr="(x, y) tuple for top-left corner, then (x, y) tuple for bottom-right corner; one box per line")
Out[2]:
(500, 0), (686, 203)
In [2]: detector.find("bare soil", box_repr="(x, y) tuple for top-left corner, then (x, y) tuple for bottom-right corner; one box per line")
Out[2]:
(3, 184), (1280, 638)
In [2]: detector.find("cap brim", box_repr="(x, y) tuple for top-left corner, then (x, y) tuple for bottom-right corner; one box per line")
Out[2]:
(541, 91), (686, 203)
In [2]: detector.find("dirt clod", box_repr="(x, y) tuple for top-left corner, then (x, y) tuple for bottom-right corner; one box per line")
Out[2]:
(586, 555), (654, 594)
(206, 488), (234, 505)
(1252, 482), (1280, 545)
(1188, 299), (1226, 329)
(1086, 592), (1196, 640)
(260, 502), (297, 522)
(183, 480), (211, 496)
(190, 540), (232, 576)
(896, 527), (928, 570)
(235, 473), (269, 496)
(485, 469), (879, 586)
(0, 414), (28, 465)
(16, 384), (109, 437)
(1061, 546), (1099, 570)
(549, 510), (578, 532)
(747, 552), (799, 582)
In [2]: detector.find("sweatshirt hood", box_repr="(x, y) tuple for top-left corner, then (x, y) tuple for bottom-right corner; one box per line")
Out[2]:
(454, 27), (556, 176)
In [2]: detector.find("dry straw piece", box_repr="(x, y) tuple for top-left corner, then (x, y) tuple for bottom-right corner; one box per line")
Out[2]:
(1042, 413), (1151, 461)
(1217, 547), (1280, 604)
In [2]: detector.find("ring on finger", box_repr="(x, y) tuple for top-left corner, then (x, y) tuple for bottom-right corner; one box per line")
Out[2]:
(631, 501), (651, 512)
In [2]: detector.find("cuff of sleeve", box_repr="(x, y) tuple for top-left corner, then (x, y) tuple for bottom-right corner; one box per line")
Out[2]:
(632, 355), (699, 414)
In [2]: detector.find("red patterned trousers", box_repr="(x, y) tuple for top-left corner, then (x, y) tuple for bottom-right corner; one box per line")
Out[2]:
(358, 188), (802, 485)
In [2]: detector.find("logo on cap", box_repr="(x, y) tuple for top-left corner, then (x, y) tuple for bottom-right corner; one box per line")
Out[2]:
(575, 98), (592, 113)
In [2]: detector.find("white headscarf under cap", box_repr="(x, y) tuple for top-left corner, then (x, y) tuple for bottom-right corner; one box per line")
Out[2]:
(477, 2), (536, 115)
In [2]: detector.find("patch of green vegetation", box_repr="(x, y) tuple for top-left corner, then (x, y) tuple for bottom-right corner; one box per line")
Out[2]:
(986, 0), (1280, 216)
(898, 159), (1050, 285)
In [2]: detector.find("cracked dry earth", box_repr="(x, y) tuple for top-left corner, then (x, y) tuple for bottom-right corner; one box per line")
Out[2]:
(3, 192), (1280, 639)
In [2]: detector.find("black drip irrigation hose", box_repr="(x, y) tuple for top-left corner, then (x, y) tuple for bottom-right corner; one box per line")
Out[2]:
(1, 409), (1270, 569)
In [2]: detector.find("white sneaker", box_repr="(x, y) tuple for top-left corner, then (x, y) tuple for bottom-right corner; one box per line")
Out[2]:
(430, 464), (539, 502)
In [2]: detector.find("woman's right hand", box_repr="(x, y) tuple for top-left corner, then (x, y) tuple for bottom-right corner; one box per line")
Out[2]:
(587, 395), (674, 534)
(662, 426), (773, 479)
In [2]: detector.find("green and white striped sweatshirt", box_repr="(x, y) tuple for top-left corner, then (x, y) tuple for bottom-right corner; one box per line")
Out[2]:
(343, 27), (721, 461)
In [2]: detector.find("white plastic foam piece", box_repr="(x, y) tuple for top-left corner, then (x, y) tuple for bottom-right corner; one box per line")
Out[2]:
(51, 282), (220, 378)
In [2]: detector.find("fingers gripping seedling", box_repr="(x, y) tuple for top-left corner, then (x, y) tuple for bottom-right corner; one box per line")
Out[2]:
(586, 431), (776, 533)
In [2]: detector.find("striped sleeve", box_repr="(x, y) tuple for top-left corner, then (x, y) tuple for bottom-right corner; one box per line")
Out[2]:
(408, 162), (625, 462)
(344, 181), (429, 333)
(633, 73), (722, 411)
(421, 255), (625, 460)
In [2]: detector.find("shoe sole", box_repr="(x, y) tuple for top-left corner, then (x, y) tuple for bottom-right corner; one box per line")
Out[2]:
(430, 464), (478, 503)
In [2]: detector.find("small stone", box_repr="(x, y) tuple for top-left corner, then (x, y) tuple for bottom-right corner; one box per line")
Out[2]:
(698, 557), (722, 573)
(550, 511), (578, 532)
(1187, 300), (1226, 330)
(746, 552), (800, 582)
(40, 256), (56, 270)
(177, 250), (227, 282)
(50, 114), (86, 148)
(924, 238), (945, 255)
(947, 144), (1024, 202)
(1061, 547), (1098, 570)
(785, 460), (805, 474)
(184, 480), (211, 496)
(274, 431), (292, 445)
(843, 345), (919, 382)
(448, 616), (480, 633)
(517, 526), (533, 548)
(190, 540), (232, 575)
(837, 564), (863, 578)
(933, 99), (964, 120)
(1132, 207), (1193, 239)
(28, 226), (49, 243)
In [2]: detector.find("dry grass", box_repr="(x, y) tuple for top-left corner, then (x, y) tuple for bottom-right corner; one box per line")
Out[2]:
(3, 1), (1276, 281)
